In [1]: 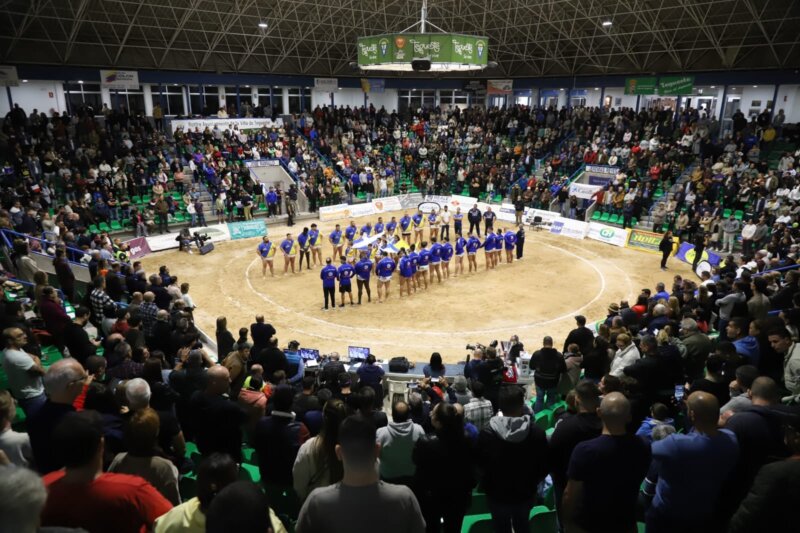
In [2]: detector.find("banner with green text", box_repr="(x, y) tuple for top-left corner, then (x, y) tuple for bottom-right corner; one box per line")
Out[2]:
(357, 34), (488, 68)
(658, 76), (694, 95)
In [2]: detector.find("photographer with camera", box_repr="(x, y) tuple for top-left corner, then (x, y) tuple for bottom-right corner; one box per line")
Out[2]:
(477, 343), (504, 411)
(177, 228), (192, 254)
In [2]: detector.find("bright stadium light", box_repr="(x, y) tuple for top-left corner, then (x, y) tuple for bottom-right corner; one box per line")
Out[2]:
(258, 22), (268, 28)
(602, 20), (613, 27)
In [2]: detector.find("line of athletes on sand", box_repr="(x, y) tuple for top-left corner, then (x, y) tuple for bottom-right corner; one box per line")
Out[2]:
(254, 207), (525, 309)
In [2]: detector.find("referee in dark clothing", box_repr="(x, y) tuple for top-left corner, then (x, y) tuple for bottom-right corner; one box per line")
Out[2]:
(320, 257), (338, 311)
(468, 205), (482, 235)
(516, 225), (525, 260)
(659, 230), (673, 270)
(692, 231), (707, 272)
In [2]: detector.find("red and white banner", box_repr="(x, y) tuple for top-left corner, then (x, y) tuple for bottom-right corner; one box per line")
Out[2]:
(124, 237), (152, 259)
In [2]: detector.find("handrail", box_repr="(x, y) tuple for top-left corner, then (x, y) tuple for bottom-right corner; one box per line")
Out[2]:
(1, 228), (131, 269)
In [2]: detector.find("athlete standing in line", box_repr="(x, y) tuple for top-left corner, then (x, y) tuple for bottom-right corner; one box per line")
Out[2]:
(374, 217), (385, 235)
(440, 205), (451, 241)
(429, 237), (443, 284)
(355, 252), (373, 304)
(454, 233), (467, 276)
(360, 221), (373, 237)
(453, 207), (464, 237)
(386, 216), (398, 238)
(329, 223), (343, 261)
(309, 223), (323, 267)
(408, 244), (419, 293)
(466, 232), (481, 273)
(428, 210), (440, 241)
(344, 220), (358, 243)
(483, 230), (495, 270)
(417, 241), (431, 290)
(280, 233), (299, 274)
(400, 212), (412, 242)
(320, 257), (338, 311)
(398, 249), (413, 297)
(337, 256), (355, 307)
(441, 237), (453, 279)
(257, 236), (276, 277)
(412, 210), (425, 244)
(375, 251), (397, 303)
(494, 228), (505, 265)
(503, 227), (517, 264)
(297, 227), (311, 270)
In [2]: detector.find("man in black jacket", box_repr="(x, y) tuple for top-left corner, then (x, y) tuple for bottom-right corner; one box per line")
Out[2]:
(548, 381), (603, 527)
(467, 204), (482, 235)
(531, 336), (567, 412)
(562, 316), (594, 356)
(250, 314), (276, 361)
(62, 306), (100, 366)
(477, 385), (548, 533)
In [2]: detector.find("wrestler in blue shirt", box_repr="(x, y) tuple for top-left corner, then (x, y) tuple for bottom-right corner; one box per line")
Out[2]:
(455, 236), (467, 256)
(441, 241), (454, 261)
(374, 220), (385, 234)
(376, 255), (396, 278)
(484, 232), (496, 252)
(320, 263), (338, 287)
(386, 218), (398, 234)
(504, 230), (517, 249)
(257, 240), (273, 257)
(345, 223), (358, 242)
(355, 257), (374, 281)
(329, 228), (342, 246)
(338, 260), (355, 286)
(399, 254), (414, 278)
(430, 241), (443, 263)
(360, 223), (372, 237)
(418, 245), (431, 267)
(409, 249), (420, 273)
(467, 235), (482, 253)
(412, 212), (423, 227)
(309, 227), (321, 246)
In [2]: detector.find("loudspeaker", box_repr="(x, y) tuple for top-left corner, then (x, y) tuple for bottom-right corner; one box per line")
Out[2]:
(411, 58), (432, 71)
(199, 242), (215, 255)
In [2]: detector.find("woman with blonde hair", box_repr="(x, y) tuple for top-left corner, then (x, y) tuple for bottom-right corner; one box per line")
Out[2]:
(610, 333), (640, 377)
(667, 296), (681, 319)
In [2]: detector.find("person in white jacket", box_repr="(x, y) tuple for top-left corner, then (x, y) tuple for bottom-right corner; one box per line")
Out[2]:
(610, 333), (641, 377)
(376, 401), (425, 484)
(292, 398), (347, 501)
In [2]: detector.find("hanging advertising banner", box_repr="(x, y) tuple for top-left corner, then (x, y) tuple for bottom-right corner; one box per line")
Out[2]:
(624, 77), (657, 95)
(0, 66), (19, 86)
(169, 117), (284, 134)
(314, 78), (338, 91)
(227, 220), (268, 240)
(360, 78), (385, 93)
(357, 33), (488, 69)
(626, 228), (664, 254)
(123, 237), (152, 259)
(658, 76), (694, 95)
(569, 183), (603, 200)
(487, 79), (513, 95)
(100, 70), (139, 89)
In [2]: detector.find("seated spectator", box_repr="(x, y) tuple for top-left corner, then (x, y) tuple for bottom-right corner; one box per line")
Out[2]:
(719, 364), (760, 418)
(356, 354), (384, 390)
(451, 375), (473, 405)
(687, 355), (730, 407)
(255, 384), (310, 487)
(463, 380), (493, 431)
(563, 392), (651, 533)
(610, 333), (641, 377)
(636, 402), (675, 441)
(109, 407), (181, 505)
(40, 411), (173, 532)
(422, 352), (446, 378)
(0, 464), (49, 532)
(0, 390), (33, 467)
(296, 415), (426, 533)
(377, 401), (424, 485)
(63, 305), (100, 365)
(478, 385), (548, 533)
(293, 398), (347, 500)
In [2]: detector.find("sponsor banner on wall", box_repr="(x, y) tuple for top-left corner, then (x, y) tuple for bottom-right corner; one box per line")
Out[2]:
(624, 77), (657, 95)
(371, 196), (402, 213)
(525, 209), (560, 226)
(145, 223), (231, 252)
(124, 237), (152, 259)
(588, 175), (613, 186)
(318, 203), (376, 222)
(422, 195), (452, 207)
(626, 228), (664, 254)
(169, 117), (284, 134)
(360, 78), (385, 93)
(0, 65), (19, 86)
(227, 220), (268, 240)
(446, 195), (479, 210)
(674, 242), (721, 266)
(587, 223), (629, 247)
(658, 76), (694, 95)
(487, 79), (513, 95)
(244, 159), (281, 168)
(497, 203), (517, 222)
(314, 78), (338, 91)
(549, 217), (588, 240)
(585, 165), (618, 187)
(569, 183), (603, 200)
(100, 69), (139, 89)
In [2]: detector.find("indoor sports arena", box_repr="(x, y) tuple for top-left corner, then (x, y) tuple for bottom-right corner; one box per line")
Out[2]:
(1, 1), (800, 532)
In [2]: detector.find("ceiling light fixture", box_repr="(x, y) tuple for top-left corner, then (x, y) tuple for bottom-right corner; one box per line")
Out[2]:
(258, 22), (268, 28)
(602, 20), (613, 27)
(710, 85), (716, 88)
(22, 79), (28, 83)
(752, 85), (758, 88)
(77, 80), (83, 84)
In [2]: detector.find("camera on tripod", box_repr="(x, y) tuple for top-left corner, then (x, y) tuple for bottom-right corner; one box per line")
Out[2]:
(465, 340), (498, 351)
(193, 232), (210, 245)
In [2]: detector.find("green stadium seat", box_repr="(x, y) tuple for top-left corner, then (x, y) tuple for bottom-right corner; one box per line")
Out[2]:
(591, 211), (602, 221)
(529, 507), (558, 533)
(599, 212), (610, 222)
(98, 222), (111, 232)
(173, 212), (185, 223)
(88, 224), (99, 234)
(534, 410), (551, 431)
(131, 195), (141, 204)
(141, 195), (151, 204)
(109, 220), (122, 231)
(239, 463), (261, 484)
(609, 213), (620, 224)
(734, 210), (744, 221)
(462, 515), (494, 533)
(723, 208), (732, 219)
(631, 218), (638, 227)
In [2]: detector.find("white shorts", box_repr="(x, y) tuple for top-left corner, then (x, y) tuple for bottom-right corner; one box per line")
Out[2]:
(262, 256), (274, 262)
(285, 254), (297, 259)
(379, 275), (392, 283)
(418, 265), (429, 271)
(313, 244), (322, 249)
(356, 275), (369, 282)
(468, 251), (476, 256)
(456, 252), (464, 257)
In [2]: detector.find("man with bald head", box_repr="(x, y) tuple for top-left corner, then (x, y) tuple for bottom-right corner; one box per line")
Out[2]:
(646, 391), (739, 533)
(376, 400), (424, 485)
(188, 364), (247, 462)
(138, 292), (159, 337)
(563, 392), (651, 533)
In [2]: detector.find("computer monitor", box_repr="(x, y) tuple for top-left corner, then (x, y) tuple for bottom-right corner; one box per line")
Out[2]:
(348, 346), (370, 362)
(300, 348), (320, 361)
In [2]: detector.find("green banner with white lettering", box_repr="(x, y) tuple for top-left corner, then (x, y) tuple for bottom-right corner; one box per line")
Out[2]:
(658, 76), (694, 95)
(624, 77), (658, 95)
(357, 33), (488, 68)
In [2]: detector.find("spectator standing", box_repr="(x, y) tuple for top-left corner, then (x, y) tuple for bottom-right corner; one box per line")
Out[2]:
(293, 398), (347, 500)
(0, 390), (34, 466)
(377, 401), (425, 485)
(463, 381), (494, 431)
(530, 336), (567, 412)
(255, 385), (310, 487)
(188, 365), (247, 462)
(1, 326), (46, 416)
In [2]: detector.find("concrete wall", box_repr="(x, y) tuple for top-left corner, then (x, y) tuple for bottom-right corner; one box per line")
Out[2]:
(0, 80), (67, 117)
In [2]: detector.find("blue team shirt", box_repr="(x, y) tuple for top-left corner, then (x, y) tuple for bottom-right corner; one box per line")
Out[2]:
(484, 233), (496, 251)
(400, 216), (412, 232)
(399, 256), (414, 277)
(455, 237), (467, 255)
(418, 248), (431, 266)
(338, 263), (355, 286)
(441, 243), (454, 261)
(376, 257), (396, 277)
(430, 243), (443, 263)
(409, 251), (419, 272)
(386, 221), (397, 233)
(345, 225), (357, 241)
(374, 222), (384, 234)
(412, 214), (423, 227)
(504, 231), (517, 249)
(320, 265), (338, 288)
(309, 229), (321, 246)
(467, 236), (481, 253)
(280, 239), (295, 254)
(428, 214), (437, 225)
(355, 259), (373, 280)
(297, 232), (309, 248)
(453, 213), (464, 224)
(257, 242), (273, 257)
(361, 225), (372, 237)
(329, 230), (342, 245)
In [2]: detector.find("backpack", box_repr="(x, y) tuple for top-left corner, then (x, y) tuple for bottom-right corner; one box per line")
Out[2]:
(388, 356), (410, 373)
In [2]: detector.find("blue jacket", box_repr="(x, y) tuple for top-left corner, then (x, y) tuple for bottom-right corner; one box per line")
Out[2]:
(733, 336), (760, 365)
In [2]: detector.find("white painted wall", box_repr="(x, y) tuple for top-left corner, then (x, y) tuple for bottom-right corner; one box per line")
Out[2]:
(365, 88), (398, 112)
(776, 85), (800, 122)
(739, 85), (776, 118)
(1, 80), (66, 117)
(311, 89), (334, 108)
(331, 88), (365, 108)
(603, 87), (638, 110)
